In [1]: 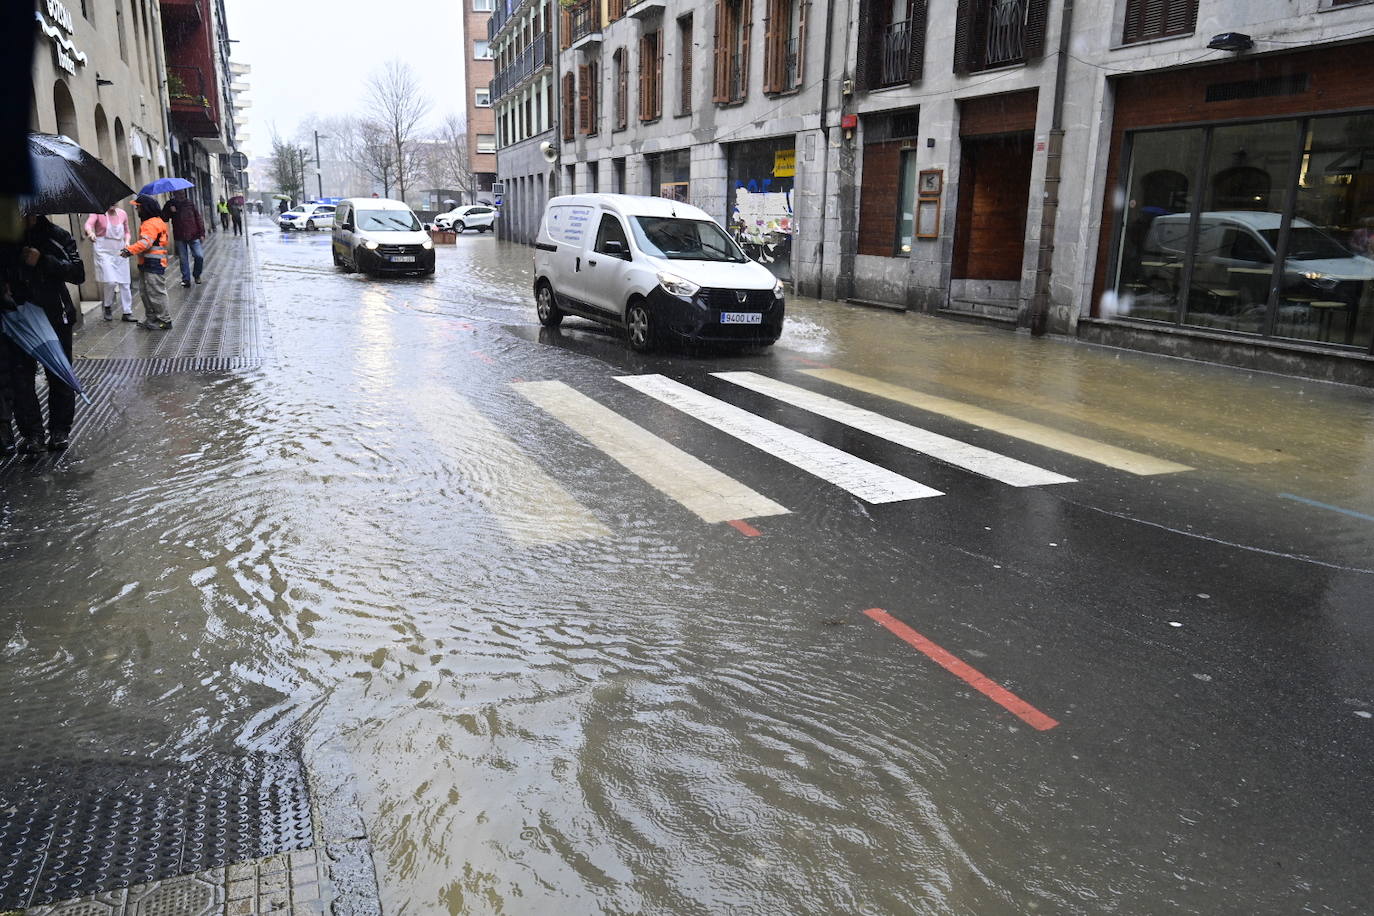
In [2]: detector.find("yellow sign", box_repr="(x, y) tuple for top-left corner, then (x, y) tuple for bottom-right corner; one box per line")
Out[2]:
(773, 150), (796, 178)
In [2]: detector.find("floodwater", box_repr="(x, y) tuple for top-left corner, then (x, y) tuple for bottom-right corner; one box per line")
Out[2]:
(3, 218), (1373, 914)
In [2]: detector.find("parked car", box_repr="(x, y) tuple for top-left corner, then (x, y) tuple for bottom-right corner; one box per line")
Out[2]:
(331, 198), (435, 276)
(533, 194), (785, 352)
(435, 205), (497, 233)
(278, 203), (336, 231)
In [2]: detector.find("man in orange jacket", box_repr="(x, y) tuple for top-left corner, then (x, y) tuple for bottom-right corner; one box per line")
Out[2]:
(121, 194), (173, 329)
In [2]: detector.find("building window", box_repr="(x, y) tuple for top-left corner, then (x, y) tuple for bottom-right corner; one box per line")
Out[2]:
(713, 0), (752, 105)
(474, 40), (493, 59)
(588, 160), (600, 193)
(640, 29), (664, 121)
(1111, 114), (1374, 352)
(475, 88), (491, 107)
(613, 47), (628, 130)
(1121, 0), (1198, 45)
(562, 72), (576, 141)
(473, 0), (494, 9)
(579, 61), (599, 136)
(609, 0), (625, 20)
(952, 0), (1048, 74)
(678, 14), (693, 115)
(762, 0), (805, 94)
(476, 134), (497, 153)
(855, 0), (928, 90)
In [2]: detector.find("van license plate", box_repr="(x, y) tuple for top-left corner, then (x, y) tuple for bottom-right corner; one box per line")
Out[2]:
(390, 255), (416, 263)
(720, 312), (762, 324)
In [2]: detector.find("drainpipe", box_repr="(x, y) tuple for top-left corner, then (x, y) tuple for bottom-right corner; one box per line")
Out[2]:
(1028, 0), (1074, 336)
(810, 0), (839, 299)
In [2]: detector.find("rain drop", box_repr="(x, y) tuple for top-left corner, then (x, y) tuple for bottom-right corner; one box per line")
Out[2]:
(1169, 621), (1184, 628)
(1356, 711), (1372, 719)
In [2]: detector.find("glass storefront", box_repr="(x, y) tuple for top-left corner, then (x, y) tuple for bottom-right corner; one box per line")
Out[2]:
(1112, 112), (1374, 352)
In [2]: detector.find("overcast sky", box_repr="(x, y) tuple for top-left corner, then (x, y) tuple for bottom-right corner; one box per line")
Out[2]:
(226, 0), (467, 157)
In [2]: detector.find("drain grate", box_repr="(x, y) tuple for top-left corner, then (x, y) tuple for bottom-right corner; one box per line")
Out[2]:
(0, 754), (312, 910)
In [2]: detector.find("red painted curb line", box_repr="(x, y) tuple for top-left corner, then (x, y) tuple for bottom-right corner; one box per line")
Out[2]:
(727, 519), (762, 537)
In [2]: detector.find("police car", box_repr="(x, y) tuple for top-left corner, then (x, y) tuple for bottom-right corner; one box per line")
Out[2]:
(278, 203), (337, 231)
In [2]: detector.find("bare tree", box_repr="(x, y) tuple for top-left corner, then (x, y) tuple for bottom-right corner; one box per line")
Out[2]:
(269, 132), (307, 204)
(364, 60), (431, 204)
(358, 119), (396, 198)
(431, 113), (475, 203)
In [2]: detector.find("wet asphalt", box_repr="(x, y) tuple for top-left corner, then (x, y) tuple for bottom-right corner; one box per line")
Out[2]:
(2, 216), (1373, 914)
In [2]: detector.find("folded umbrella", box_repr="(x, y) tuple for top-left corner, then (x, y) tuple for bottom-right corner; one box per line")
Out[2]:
(139, 176), (194, 196)
(1, 303), (91, 405)
(23, 133), (133, 215)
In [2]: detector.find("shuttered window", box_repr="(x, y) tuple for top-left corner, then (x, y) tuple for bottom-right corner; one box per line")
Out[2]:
(679, 14), (694, 115)
(639, 30), (664, 121)
(1122, 0), (1198, 45)
(713, 0), (752, 104)
(953, 0), (1048, 74)
(763, 0), (805, 94)
(562, 72), (575, 141)
(614, 48), (628, 130)
(586, 60), (599, 135)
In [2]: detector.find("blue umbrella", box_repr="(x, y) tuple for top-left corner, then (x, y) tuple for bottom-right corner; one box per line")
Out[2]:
(138, 177), (194, 196)
(1, 303), (91, 405)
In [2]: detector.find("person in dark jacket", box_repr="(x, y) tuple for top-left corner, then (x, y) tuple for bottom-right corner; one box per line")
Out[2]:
(1, 212), (85, 452)
(162, 191), (206, 288)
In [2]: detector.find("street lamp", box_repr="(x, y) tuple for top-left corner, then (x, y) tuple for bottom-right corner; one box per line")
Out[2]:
(314, 130), (330, 199)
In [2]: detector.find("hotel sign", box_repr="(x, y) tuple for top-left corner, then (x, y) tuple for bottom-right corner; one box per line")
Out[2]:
(36, 1), (89, 77)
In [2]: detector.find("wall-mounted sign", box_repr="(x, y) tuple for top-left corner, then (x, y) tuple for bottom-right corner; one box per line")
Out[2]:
(35, 2), (88, 77)
(773, 149), (796, 178)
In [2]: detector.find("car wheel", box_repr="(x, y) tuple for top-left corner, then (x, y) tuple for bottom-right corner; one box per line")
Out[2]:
(536, 282), (564, 328)
(306, 220), (316, 231)
(455, 222), (466, 233)
(626, 299), (654, 352)
(332, 248), (342, 267)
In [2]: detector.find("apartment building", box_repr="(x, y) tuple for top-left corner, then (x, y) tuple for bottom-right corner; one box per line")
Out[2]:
(463, 0), (498, 204)
(490, 0), (559, 243)
(502, 0), (1374, 382)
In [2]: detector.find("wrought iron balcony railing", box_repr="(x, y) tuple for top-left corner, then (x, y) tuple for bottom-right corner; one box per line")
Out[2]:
(879, 20), (911, 87)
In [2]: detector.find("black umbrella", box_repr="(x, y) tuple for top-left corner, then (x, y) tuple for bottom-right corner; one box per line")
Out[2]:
(23, 133), (134, 215)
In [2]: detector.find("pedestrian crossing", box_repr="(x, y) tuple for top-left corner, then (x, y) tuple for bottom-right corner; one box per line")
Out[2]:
(419, 369), (1202, 542)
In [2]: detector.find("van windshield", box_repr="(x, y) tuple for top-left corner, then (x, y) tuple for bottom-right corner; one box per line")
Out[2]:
(357, 210), (422, 232)
(630, 217), (746, 262)
(1259, 227), (1353, 261)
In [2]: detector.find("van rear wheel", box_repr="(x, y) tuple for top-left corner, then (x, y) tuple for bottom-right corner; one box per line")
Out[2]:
(536, 283), (564, 327)
(626, 300), (654, 352)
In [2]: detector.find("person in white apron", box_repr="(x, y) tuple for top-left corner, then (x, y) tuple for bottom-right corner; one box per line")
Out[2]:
(84, 204), (134, 321)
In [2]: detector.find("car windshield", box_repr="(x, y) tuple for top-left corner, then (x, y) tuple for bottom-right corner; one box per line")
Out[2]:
(357, 210), (422, 231)
(630, 216), (746, 262)
(1260, 227), (1352, 261)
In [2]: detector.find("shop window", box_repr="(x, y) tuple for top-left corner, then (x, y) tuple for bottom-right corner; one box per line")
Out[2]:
(952, 0), (1048, 74)
(640, 29), (664, 121)
(858, 110), (921, 257)
(763, 0), (806, 94)
(1122, 0), (1198, 46)
(713, 0), (752, 104)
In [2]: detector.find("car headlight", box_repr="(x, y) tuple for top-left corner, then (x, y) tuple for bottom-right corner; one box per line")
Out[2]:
(657, 271), (699, 299)
(773, 279), (785, 299)
(363, 240), (379, 250)
(1303, 271), (1338, 289)
(422, 239), (434, 250)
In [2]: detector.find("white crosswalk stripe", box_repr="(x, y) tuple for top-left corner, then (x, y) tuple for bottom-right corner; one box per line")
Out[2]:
(713, 371), (1075, 487)
(615, 374), (942, 504)
(802, 369), (1191, 476)
(415, 385), (611, 545)
(513, 380), (789, 523)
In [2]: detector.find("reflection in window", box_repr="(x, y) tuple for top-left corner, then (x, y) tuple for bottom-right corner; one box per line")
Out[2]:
(1280, 114), (1374, 349)
(1113, 128), (1203, 322)
(1182, 121), (1299, 334)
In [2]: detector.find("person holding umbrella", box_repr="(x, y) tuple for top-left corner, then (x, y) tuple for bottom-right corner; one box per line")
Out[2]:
(160, 190), (205, 288)
(121, 195), (173, 330)
(229, 196), (244, 236)
(0, 209), (85, 452)
(84, 202), (135, 322)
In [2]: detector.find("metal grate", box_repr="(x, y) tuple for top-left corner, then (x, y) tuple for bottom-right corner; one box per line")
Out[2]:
(0, 754), (312, 910)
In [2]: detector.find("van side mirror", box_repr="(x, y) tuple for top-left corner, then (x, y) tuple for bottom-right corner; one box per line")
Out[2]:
(603, 239), (627, 257)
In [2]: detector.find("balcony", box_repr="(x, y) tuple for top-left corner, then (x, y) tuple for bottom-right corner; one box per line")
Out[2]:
(879, 20), (911, 87)
(569, 1), (601, 50)
(167, 65), (219, 137)
(627, 0), (666, 20)
(491, 34), (551, 103)
(983, 0), (1027, 67)
(159, 0), (202, 24)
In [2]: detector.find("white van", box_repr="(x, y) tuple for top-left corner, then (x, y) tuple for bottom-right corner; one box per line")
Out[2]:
(533, 194), (785, 351)
(332, 198), (435, 276)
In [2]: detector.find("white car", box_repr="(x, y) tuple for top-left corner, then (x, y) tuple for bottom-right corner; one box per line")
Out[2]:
(278, 203), (336, 231)
(435, 205), (496, 233)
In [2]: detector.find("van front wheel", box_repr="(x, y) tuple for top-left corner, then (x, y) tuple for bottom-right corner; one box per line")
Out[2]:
(536, 283), (564, 327)
(626, 300), (654, 352)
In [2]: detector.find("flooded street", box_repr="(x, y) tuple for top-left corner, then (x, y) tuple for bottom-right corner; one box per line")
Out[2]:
(4, 218), (1374, 914)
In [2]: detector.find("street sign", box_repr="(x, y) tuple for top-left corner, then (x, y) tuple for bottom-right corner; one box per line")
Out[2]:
(230, 151), (249, 170)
